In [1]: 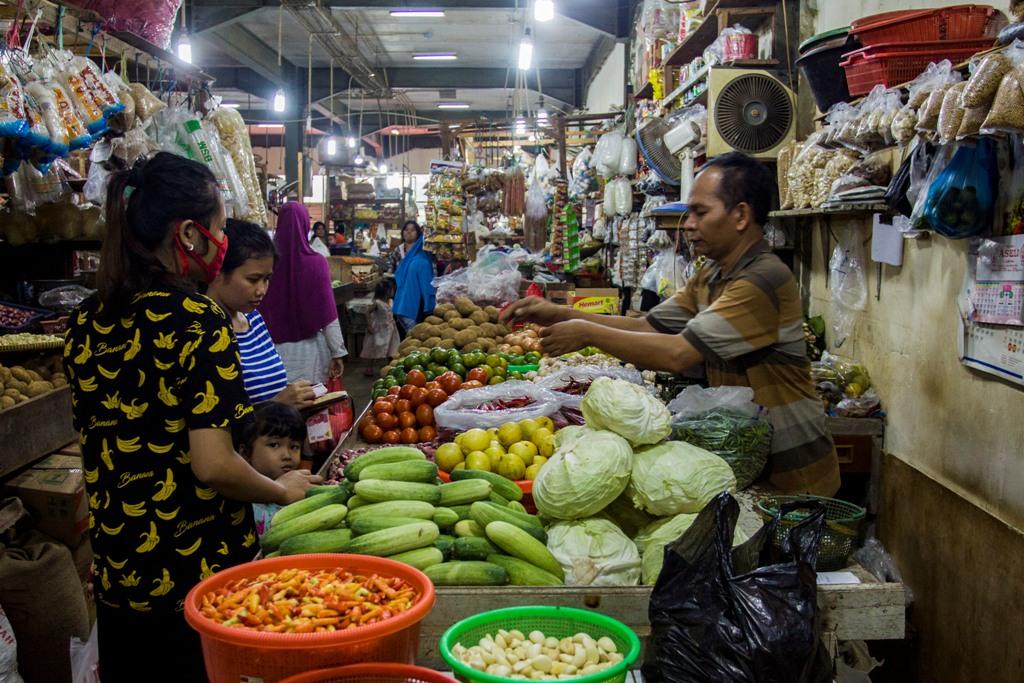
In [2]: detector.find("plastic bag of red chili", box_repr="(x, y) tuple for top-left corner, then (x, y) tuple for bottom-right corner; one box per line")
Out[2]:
(536, 365), (646, 410)
(185, 555), (435, 682)
(433, 380), (565, 431)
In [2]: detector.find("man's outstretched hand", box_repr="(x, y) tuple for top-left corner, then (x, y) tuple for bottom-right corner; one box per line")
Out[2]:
(500, 297), (571, 327)
(539, 320), (591, 357)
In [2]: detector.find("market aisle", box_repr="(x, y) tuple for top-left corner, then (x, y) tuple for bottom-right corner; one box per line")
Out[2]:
(343, 358), (377, 417)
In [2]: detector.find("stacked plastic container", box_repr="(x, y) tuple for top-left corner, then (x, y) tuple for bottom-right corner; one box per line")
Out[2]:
(839, 4), (1004, 95)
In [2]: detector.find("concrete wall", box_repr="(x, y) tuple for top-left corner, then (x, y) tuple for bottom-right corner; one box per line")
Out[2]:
(807, 222), (1024, 681)
(584, 42), (626, 113)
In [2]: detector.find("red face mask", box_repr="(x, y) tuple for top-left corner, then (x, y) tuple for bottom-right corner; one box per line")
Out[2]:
(176, 222), (228, 284)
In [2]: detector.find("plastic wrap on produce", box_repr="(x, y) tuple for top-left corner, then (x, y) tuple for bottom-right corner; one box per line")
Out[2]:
(536, 365), (644, 410)
(68, 0), (183, 49)
(209, 106), (267, 224)
(432, 250), (522, 307)
(434, 380), (565, 431)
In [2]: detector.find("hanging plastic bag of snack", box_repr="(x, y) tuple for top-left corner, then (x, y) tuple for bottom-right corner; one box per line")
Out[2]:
(0, 61), (28, 140)
(128, 82), (166, 123)
(907, 60), (956, 109)
(936, 82), (967, 143)
(208, 105), (267, 223)
(981, 67), (1024, 134)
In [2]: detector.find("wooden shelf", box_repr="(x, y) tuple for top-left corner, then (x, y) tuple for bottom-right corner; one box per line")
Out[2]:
(0, 386), (75, 480)
(666, 3), (721, 67)
(662, 63), (710, 107)
(770, 203), (891, 219)
(634, 81), (655, 101)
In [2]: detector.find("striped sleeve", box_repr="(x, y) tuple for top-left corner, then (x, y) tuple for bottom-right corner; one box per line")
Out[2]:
(237, 311), (290, 404)
(682, 277), (779, 362)
(646, 272), (700, 334)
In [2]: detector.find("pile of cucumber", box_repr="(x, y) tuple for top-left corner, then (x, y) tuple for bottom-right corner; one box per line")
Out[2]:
(261, 446), (564, 586)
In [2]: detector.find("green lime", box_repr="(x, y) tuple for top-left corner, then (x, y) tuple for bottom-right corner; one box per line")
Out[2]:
(450, 363), (467, 378)
(425, 370), (436, 381)
(488, 376), (504, 385)
(431, 348), (449, 364)
(509, 371), (523, 380)
(384, 376), (398, 388)
(485, 354), (502, 368)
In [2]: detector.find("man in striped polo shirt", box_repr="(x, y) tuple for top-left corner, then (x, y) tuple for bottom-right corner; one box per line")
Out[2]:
(503, 152), (839, 496)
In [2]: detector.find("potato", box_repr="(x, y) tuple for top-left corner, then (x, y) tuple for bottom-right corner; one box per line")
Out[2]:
(26, 369), (43, 383)
(438, 339), (455, 349)
(443, 310), (461, 322)
(469, 310), (489, 325)
(484, 305), (499, 322)
(52, 376), (67, 388)
(14, 394), (27, 404)
(425, 315), (444, 325)
(454, 329), (476, 347)
(6, 379), (27, 394)
(10, 367), (31, 383)
(0, 367), (10, 383)
(454, 297), (477, 316)
(463, 342), (482, 352)
(26, 381), (53, 398)
(3, 388), (19, 400)
(434, 303), (455, 316)
(0, 396), (15, 410)
(424, 336), (442, 347)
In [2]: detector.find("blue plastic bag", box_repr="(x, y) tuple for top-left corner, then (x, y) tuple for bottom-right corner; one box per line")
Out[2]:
(922, 138), (995, 239)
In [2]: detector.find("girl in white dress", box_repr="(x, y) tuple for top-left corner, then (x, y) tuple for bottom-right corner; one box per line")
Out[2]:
(360, 279), (400, 376)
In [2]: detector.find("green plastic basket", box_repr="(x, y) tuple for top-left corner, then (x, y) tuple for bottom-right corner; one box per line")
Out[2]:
(439, 606), (640, 683)
(756, 495), (866, 571)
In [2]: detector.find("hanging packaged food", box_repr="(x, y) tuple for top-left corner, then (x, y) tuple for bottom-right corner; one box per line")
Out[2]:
(922, 138), (996, 240)
(614, 177), (633, 216)
(618, 137), (638, 176)
(890, 106), (917, 146)
(0, 64), (28, 140)
(936, 82), (967, 143)
(595, 128), (624, 178)
(981, 68), (1024, 134)
(208, 106), (267, 223)
(179, 114), (249, 218)
(962, 51), (1013, 109)
(128, 83), (166, 122)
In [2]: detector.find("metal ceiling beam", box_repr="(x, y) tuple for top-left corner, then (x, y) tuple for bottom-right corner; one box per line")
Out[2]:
(197, 24), (298, 87)
(189, 0), (626, 37)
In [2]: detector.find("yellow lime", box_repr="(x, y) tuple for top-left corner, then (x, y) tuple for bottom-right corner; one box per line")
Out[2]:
(530, 427), (554, 447)
(518, 418), (540, 439)
(525, 463), (543, 480)
(453, 462), (466, 471)
(484, 444), (506, 470)
(537, 433), (556, 458)
(535, 416), (555, 432)
(460, 428), (492, 453)
(497, 452), (526, 480)
(497, 422), (523, 448)
(509, 441), (538, 460)
(435, 442), (465, 472)
(465, 450), (491, 471)
(532, 455), (548, 467)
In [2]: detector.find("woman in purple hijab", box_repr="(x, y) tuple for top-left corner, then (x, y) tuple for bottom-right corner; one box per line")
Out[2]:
(260, 202), (347, 384)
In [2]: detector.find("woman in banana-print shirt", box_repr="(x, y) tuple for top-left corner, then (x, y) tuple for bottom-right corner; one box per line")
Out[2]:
(64, 152), (321, 683)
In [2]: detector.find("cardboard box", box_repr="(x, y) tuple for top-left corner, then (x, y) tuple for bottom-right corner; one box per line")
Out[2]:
(548, 288), (620, 314)
(4, 453), (88, 547)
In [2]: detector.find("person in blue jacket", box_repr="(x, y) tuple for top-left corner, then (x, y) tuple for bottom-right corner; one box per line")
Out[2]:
(392, 220), (436, 336)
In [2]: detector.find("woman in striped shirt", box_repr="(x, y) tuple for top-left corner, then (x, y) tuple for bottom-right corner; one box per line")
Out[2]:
(207, 219), (317, 408)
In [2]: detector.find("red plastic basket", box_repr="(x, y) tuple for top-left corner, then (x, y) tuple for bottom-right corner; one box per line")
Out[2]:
(184, 555), (437, 683)
(279, 663), (457, 683)
(851, 4), (1000, 45)
(840, 41), (992, 95)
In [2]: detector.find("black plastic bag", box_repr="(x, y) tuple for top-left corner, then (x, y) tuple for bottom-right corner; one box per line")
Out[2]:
(643, 492), (833, 683)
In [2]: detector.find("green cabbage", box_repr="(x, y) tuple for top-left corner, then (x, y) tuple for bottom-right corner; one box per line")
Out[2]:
(628, 441), (736, 516)
(637, 513), (748, 584)
(546, 517), (641, 586)
(580, 377), (671, 447)
(533, 426), (632, 520)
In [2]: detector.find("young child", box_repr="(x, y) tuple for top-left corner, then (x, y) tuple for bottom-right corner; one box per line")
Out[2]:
(237, 402), (307, 536)
(360, 279), (400, 376)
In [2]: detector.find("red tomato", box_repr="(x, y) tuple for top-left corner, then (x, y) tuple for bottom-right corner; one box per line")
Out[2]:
(398, 411), (418, 429)
(425, 381), (441, 392)
(361, 423), (383, 443)
(461, 380), (485, 390)
(376, 412), (398, 430)
(467, 367), (489, 384)
(382, 429), (401, 444)
(372, 399), (393, 415)
(426, 388), (448, 407)
(438, 371), (462, 395)
(415, 403), (434, 426)
(387, 386), (402, 396)
(358, 413), (377, 429)
(398, 384), (415, 399)
(418, 425), (437, 442)
(406, 370), (427, 388)
(400, 427), (420, 444)
(395, 398), (412, 414)
(410, 387), (429, 408)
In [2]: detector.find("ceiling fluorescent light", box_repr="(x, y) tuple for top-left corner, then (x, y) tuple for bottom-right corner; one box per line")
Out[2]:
(391, 9), (445, 17)
(221, 103), (241, 109)
(326, 137), (337, 155)
(272, 89), (286, 113)
(346, 136), (357, 148)
(255, 124), (280, 129)
(535, 0), (554, 22)
(391, 129), (401, 135)
(518, 29), (533, 70)
(438, 102), (469, 109)
(414, 52), (457, 61)
(177, 35), (192, 64)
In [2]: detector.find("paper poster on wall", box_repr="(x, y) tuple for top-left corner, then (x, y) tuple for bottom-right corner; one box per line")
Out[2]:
(958, 241), (1024, 387)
